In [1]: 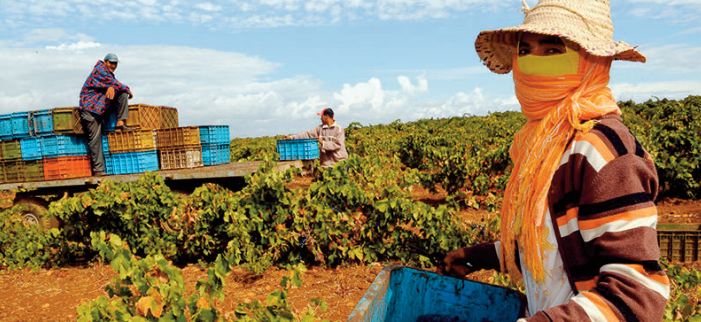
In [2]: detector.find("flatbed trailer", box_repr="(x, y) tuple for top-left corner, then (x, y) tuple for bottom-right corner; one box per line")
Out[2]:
(0, 161), (304, 227)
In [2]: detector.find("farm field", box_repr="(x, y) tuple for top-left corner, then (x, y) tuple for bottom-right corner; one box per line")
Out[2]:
(0, 199), (699, 321)
(1, 96), (699, 321)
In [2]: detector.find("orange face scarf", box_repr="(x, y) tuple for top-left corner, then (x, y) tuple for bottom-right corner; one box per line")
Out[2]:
(500, 49), (620, 282)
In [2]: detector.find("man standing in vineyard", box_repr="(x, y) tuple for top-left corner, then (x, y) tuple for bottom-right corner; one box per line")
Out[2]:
(79, 53), (133, 176)
(286, 107), (348, 167)
(443, 1), (669, 321)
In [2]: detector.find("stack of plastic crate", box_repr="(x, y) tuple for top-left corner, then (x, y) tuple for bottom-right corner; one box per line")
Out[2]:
(103, 104), (178, 175)
(0, 139), (44, 183)
(156, 126), (202, 170)
(199, 125), (230, 166)
(39, 135), (91, 181)
(0, 109), (92, 183)
(105, 130), (159, 175)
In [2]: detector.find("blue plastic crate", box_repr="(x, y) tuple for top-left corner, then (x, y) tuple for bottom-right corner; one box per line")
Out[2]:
(0, 114), (12, 140)
(276, 139), (319, 161)
(20, 137), (42, 161)
(199, 125), (230, 145)
(40, 135), (88, 158)
(31, 110), (53, 136)
(102, 136), (110, 154)
(104, 150), (159, 175)
(11, 112), (31, 139)
(202, 143), (230, 166)
(349, 266), (526, 322)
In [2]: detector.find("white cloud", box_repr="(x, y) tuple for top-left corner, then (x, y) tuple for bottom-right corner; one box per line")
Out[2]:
(381, 66), (487, 81)
(397, 75), (428, 95)
(15, 28), (95, 47)
(642, 44), (701, 72)
(611, 81), (701, 100)
(46, 41), (102, 51)
(410, 88), (518, 119)
(622, 0), (701, 22)
(0, 0), (507, 30)
(195, 2), (223, 12)
(334, 78), (387, 114)
(0, 43), (539, 137)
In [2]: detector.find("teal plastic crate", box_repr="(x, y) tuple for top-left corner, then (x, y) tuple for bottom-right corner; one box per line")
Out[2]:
(202, 143), (230, 165)
(40, 135), (88, 158)
(105, 150), (158, 175)
(276, 139), (319, 161)
(20, 137), (42, 161)
(31, 110), (53, 136)
(11, 112), (31, 139)
(349, 266), (526, 322)
(199, 125), (230, 145)
(102, 136), (109, 154)
(0, 114), (12, 140)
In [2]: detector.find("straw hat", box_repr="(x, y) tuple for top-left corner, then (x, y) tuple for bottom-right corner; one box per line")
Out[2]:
(475, 0), (645, 74)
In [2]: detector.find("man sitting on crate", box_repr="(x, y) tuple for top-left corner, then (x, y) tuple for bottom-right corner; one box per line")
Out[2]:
(286, 108), (348, 167)
(79, 53), (133, 176)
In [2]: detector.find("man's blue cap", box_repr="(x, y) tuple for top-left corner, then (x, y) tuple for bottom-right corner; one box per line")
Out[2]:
(104, 53), (119, 63)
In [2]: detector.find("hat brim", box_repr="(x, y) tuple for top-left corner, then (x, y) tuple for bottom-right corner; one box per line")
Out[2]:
(475, 24), (645, 74)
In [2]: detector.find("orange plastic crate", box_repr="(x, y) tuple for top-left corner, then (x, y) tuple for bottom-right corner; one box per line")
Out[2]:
(43, 156), (92, 180)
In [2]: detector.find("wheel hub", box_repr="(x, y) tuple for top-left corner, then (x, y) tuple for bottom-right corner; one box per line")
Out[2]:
(22, 212), (40, 226)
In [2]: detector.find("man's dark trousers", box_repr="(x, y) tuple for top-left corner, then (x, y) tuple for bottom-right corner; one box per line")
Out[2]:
(80, 93), (129, 174)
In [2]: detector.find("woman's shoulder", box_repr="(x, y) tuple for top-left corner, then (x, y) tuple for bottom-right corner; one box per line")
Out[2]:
(573, 114), (646, 161)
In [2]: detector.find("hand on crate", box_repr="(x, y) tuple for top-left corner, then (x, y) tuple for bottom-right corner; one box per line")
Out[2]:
(441, 243), (501, 278)
(106, 86), (115, 99)
(441, 247), (475, 278)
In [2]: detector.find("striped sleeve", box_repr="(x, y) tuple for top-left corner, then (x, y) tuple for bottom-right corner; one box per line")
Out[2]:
(532, 147), (670, 322)
(575, 153), (669, 322)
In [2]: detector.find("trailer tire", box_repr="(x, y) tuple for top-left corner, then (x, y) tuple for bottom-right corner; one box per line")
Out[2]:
(15, 198), (60, 230)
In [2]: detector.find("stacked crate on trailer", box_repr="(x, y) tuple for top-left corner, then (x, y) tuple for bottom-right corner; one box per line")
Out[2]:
(156, 126), (202, 170)
(155, 125), (231, 170)
(199, 125), (231, 166)
(104, 104), (177, 175)
(0, 108), (91, 183)
(0, 103), (233, 182)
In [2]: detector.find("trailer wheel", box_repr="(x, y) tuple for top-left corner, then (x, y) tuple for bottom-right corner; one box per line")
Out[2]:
(15, 198), (60, 230)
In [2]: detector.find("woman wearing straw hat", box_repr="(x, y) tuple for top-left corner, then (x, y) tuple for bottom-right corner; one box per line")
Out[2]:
(443, 0), (669, 321)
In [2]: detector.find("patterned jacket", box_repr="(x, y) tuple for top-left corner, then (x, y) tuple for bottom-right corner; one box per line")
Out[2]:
(472, 114), (669, 321)
(79, 60), (131, 115)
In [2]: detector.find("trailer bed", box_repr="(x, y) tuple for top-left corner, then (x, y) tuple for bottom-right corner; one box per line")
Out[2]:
(0, 161), (303, 193)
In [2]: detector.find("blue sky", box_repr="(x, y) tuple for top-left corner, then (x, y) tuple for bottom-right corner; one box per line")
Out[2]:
(1, 0), (700, 137)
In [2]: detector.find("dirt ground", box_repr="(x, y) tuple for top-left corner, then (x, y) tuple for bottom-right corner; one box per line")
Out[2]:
(0, 264), (380, 322)
(1, 179), (699, 321)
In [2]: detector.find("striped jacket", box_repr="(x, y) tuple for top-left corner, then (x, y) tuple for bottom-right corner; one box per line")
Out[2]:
(475, 114), (669, 321)
(79, 60), (131, 116)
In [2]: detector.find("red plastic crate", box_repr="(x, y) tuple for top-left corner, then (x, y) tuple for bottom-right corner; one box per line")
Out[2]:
(43, 156), (92, 180)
